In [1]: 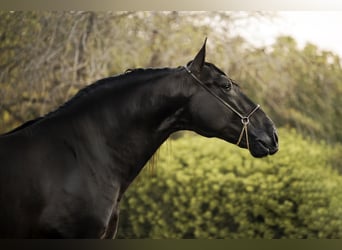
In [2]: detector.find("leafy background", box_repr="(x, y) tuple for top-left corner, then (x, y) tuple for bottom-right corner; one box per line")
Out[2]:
(117, 129), (342, 238)
(0, 11), (341, 238)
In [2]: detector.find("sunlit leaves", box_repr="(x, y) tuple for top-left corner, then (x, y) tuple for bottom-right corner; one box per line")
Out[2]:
(118, 129), (342, 239)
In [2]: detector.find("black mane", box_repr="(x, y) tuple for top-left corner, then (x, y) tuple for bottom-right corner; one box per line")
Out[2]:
(48, 67), (174, 116)
(1, 67), (176, 136)
(1, 118), (44, 136)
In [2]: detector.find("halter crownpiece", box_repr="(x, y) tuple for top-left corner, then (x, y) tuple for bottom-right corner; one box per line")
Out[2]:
(184, 65), (260, 150)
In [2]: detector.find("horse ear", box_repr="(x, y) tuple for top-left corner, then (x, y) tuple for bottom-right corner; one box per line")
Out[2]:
(189, 38), (207, 73)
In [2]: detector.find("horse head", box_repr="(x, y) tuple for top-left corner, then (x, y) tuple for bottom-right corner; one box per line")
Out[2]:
(182, 39), (278, 157)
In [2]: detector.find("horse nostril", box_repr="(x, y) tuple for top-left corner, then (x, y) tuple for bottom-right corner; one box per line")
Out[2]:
(273, 129), (279, 145)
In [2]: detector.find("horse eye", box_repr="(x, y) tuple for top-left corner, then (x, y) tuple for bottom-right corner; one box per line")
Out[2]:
(222, 81), (232, 91)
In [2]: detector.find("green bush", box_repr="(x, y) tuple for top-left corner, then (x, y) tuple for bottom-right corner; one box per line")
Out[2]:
(117, 128), (342, 238)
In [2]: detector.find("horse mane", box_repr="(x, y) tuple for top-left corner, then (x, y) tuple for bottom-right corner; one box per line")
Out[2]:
(0, 117), (44, 136)
(1, 67), (176, 136)
(47, 67), (174, 116)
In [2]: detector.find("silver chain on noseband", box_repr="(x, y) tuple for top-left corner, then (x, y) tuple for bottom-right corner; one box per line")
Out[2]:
(184, 65), (260, 150)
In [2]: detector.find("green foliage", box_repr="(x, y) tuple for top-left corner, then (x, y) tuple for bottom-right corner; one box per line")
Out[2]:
(117, 128), (342, 238)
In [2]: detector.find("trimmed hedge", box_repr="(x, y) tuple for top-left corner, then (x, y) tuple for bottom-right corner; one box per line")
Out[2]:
(117, 129), (342, 238)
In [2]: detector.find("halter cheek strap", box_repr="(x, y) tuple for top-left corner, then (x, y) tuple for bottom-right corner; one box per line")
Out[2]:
(184, 65), (260, 150)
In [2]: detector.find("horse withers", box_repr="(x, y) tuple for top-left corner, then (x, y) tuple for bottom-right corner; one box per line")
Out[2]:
(0, 39), (278, 238)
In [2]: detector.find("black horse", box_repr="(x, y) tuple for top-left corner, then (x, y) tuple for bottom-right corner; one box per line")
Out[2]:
(0, 40), (278, 238)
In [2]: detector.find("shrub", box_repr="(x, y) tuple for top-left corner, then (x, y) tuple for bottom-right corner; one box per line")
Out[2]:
(117, 128), (342, 238)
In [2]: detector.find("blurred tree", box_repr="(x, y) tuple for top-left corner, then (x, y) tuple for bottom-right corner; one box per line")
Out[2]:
(258, 36), (342, 142)
(0, 11), (264, 133)
(1, 11), (341, 144)
(0, 11), (126, 130)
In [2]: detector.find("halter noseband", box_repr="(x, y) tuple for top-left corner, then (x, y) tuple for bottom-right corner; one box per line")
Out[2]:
(184, 65), (260, 150)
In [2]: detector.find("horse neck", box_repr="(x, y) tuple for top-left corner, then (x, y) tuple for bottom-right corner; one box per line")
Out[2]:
(58, 68), (188, 183)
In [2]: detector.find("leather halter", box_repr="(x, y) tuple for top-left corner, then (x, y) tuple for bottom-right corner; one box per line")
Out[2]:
(184, 65), (260, 149)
